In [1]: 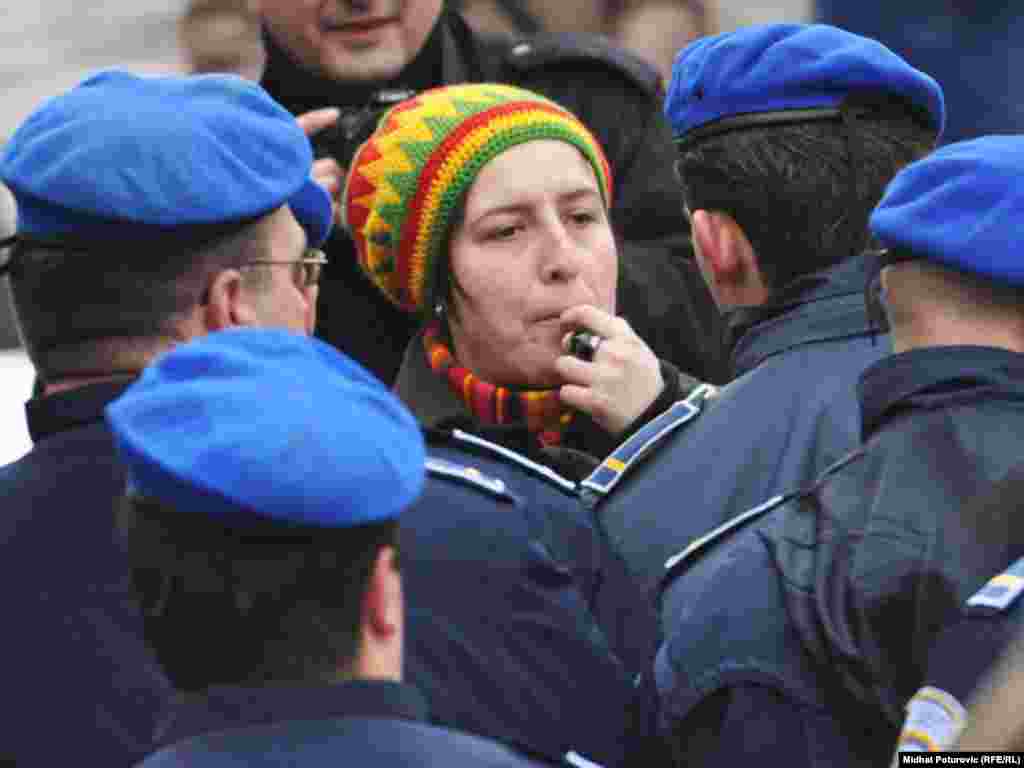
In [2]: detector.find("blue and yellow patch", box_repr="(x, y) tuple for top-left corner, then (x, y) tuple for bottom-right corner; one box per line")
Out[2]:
(966, 556), (1024, 615)
(581, 383), (717, 498)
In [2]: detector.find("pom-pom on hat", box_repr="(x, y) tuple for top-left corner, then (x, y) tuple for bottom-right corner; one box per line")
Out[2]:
(343, 83), (614, 316)
(0, 69), (333, 249)
(664, 24), (945, 150)
(869, 135), (1024, 287)
(105, 328), (426, 528)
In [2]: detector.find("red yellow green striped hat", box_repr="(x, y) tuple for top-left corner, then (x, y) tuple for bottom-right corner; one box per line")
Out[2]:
(343, 83), (614, 316)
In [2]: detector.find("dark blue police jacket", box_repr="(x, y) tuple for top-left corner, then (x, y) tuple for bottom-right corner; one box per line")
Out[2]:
(0, 382), (172, 767)
(401, 431), (641, 768)
(894, 469), (1024, 754)
(653, 346), (1024, 768)
(142, 680), (553, 767)
(586, 256), (888, 598)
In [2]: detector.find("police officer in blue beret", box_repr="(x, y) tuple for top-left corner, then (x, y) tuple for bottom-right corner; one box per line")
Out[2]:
(109, 327), (572, 768)
(650, 134), (1024, 767)
(581, 23), (945, 600)
(0, 70), (335, 767)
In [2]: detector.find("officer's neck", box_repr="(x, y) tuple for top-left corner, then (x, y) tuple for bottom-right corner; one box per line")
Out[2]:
(38, 335), (178, 396)
(890, 321), (1024, 355)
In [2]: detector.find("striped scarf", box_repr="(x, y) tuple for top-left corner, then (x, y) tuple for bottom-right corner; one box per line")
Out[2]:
(423, 321), (573, 447)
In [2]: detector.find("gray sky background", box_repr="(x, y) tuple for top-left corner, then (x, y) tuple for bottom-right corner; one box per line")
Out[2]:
(1, 1), (183, 139)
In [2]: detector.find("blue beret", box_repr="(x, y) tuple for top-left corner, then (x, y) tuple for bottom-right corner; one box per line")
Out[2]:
(105, 328), (425, 528)
(665, 24), (945, 148)
(0, 70), (332, 247)
(870, 135), (1024, 287)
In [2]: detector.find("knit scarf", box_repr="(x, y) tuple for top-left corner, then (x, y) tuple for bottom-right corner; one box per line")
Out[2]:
(423, 322), (573, 447)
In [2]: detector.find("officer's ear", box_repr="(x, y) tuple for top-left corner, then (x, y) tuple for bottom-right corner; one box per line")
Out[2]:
(691, 210), (765, 307)
(364, 545), (403, 644)
(202, 268), (260, 331)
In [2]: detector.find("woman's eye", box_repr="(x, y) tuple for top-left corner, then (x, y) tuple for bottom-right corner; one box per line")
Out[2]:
(485, 225), (521, 241)
(569, 210), (598, 226)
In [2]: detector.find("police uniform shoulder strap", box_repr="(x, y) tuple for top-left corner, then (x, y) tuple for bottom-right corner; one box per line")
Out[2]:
(425, 427), (578, 494)
(581, 383), (717, 502)
(965, 555), (1024, 616)
(425, 455), (518, 503)
(500, 31), (663, 98)
(658, 491), (794, 593)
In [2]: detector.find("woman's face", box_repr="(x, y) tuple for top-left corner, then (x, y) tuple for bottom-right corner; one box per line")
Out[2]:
(447, 140), (617, 388)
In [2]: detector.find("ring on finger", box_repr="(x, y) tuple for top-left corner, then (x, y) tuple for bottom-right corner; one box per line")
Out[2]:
(569, 330), (604, 362)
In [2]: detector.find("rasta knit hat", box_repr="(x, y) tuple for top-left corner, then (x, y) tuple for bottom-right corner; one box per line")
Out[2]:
(343, 83), (614, 316)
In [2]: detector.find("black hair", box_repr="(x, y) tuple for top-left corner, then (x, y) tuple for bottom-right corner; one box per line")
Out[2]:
(676, 94), (937, 297)
(6, 217), (271, 380)
(117, 492), (399, 692)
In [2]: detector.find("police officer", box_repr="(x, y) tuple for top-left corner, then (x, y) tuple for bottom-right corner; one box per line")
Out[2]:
(651, 134), (1024, 767)
(579, 24), (945, 598)
(109, 327), (562, 768)
(0, 71), (334, 767)
(258, 0), (727, 386)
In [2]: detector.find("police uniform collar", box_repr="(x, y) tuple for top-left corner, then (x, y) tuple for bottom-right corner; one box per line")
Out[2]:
(155, 680), (428, 746)
(858, 345), (1024, 441)
(729, 256), (876, 375)
(25, 379), (135, 445)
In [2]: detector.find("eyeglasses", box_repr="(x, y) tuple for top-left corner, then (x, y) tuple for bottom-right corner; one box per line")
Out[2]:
(243, 248), (328, 288)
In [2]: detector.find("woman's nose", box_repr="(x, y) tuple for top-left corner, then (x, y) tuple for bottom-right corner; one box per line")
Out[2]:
(539, 223), (583, 283)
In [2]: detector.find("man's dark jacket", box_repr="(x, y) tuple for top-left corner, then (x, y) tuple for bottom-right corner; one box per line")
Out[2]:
(142, 680), (554, 767)
(0, 382), (172, 767)
(261, 9), (726, 386)
(653, 346), (1024, 767)
(588, 256), (889, 598)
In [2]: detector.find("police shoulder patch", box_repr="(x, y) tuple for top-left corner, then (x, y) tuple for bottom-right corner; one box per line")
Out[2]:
(502, 32), (662, 97)
(661, 492), (789, 577)
(965, 556), (1024, 615)
(894, 686), (968, 754)
(581, 383), (717, 501)
(425, 456), (516, 502)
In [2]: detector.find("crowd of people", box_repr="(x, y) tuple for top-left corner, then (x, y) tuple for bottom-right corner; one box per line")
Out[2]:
(2, 2), (1024, 767)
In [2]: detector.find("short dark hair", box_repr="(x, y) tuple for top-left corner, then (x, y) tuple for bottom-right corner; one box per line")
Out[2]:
(676, 95), (937, 296)
(116, 492), (399, 692)
(7, 217), (271, 379)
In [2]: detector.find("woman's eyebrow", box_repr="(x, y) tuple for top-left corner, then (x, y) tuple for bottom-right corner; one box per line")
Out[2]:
(469, 186), (602, 224)
(559, 187), (601, 203)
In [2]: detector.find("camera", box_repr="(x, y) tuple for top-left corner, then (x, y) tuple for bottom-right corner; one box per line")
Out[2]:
(311, 89), (417, 170)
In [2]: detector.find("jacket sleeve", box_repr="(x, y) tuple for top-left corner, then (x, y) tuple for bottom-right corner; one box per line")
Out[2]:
(506, 54), (730, 384)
